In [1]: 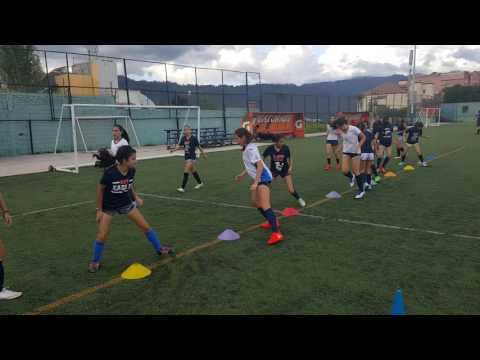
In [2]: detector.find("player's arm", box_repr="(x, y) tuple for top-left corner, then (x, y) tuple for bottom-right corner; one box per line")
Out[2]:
(130, 186), (143, 207)
(0, 193), (12, 226)
(96, 184), (106, 222)
(358, 131), (366, 150)
(235, 170), (247, 182)
(197, 143), (207, 159)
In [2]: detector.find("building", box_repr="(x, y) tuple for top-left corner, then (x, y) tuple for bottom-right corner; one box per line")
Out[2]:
(357, 81), (434, 112)
(416, 71), (480, 95)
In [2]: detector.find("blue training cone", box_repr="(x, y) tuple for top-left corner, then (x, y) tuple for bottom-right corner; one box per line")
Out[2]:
(391, 288), (406, 315)
(326, 191), (342, 199)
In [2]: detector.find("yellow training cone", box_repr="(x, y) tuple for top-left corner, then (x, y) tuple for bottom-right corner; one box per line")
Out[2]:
(121, 263), (152, 280)
(384, 171), (397, 177)
(404, 165), (415, 171)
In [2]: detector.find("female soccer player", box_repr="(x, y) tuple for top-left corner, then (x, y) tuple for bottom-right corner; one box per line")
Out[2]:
(89, 145), (174, 273)
(111, 124), (130, 156)
(324, 116), (341, 171)
(334, 117), (367, 199)
(400, 121), (428, 167)
(262, 134), (306, 208)
(375, 117), (393, 173)
(0, 193), (22, 300)
(394, 119), (407, 159)
(476, 110), (480, 135)
(358, 122), (376, 190)
(234, 128), (283, 245)
(170, 126), (207, 193)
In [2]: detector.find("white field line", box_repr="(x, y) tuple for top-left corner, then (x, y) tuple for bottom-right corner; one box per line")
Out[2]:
(13, 200), (94, 218)
(140, 193), (480, 241)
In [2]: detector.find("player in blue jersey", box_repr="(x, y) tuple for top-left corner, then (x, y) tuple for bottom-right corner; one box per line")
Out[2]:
(234, 128), (283, 245)
(394, 119), (407, 159)
(170, 126), (207, 193)
(88, 145), (174, 273)
(263, 134), (306, 208)
(358, 122), (376, 191)
(0, 193), (22, 300)
(374, 117), (393, 173)
(399, 121), (428, 167)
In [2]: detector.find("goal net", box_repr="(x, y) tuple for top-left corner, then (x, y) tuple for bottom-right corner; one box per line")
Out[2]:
(418, 107), (441, 128)
(52, 103), (201, 173)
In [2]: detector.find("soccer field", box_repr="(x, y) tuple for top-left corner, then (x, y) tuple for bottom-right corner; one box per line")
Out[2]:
(1, 123), (479, 315)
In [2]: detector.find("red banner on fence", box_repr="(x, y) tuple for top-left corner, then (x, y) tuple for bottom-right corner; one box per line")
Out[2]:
(243, 112), (305, 138)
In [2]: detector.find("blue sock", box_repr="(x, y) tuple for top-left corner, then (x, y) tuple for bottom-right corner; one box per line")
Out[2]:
(92, 240), (105, 262)
(145, 229), (162, 252)
(257, 207), (267, 219)
(264, 208), (278, 232)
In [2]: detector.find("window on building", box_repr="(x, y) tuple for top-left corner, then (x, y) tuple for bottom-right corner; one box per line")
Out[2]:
(462, 105), (469, 113)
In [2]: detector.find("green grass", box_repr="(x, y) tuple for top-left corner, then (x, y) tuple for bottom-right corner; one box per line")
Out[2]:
(1, 123), (480, 314)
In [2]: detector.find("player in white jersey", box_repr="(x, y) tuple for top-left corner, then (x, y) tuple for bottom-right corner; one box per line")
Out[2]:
(324, 116), (341, 171)
(234, 128), (283, 246)
(110, 125), (130, 157)
(334, 117), (367, 199)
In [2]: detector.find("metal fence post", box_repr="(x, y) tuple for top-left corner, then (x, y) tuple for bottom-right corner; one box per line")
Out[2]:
(194, 67), (200, 107)
(259, 73), (263, 112)
(290, 94), (293, 112)
(316, 95), (319, 122)
(221, 70), (226, 132)
(245, 72), (249, 111)
(65, 53), (72, 104)
(122, 59), (132, 119)
(44, 51), (55, 122)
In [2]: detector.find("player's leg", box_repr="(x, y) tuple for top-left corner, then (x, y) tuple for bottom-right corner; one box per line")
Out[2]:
(401, 143), (410, 163)
(284, 174), (306, 207)
(190, 161), (204, 189)
(177, 161), (192, 192)
(342, 154), (355, 187)
(365, 159), (374, 187)
(382, 145), (392, 169)
(325, 143), (333, 170)
(0, 239), (20, 300)
(127, 208), (174, 255)
(89, 212), (113, 272)
(257, 185), (283, 245)
(415, 143), (427, 166)
(333, 144), (341, 170)
(352, 156), (365, 198)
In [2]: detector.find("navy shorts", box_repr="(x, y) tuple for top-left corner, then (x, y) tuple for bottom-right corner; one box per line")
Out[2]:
(326, 139), (339, 146)
(103, 202), (136, 216)
(379, 140), (392, 147)
(258, 181), (271, 187)
(272, 169), (289, 178)
(343, 152), (360, 158)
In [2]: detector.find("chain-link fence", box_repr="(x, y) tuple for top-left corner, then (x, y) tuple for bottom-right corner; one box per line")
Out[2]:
(0, 47), (359, 156)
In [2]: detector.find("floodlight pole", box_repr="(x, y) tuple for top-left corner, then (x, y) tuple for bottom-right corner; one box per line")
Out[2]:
(408, 45), (417, 121)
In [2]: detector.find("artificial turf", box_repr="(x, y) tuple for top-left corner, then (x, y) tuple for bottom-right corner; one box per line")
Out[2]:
(0, 123), (479, 314)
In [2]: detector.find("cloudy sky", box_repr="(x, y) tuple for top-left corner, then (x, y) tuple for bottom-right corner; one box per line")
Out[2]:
(37, 45), (480, 85)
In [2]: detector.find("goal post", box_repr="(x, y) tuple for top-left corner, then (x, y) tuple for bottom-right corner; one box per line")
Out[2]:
(418, 107), (441, 128)
(52, 103), (201, 174)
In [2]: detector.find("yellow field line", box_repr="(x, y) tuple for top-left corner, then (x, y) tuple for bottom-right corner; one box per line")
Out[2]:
(25, 145), (465, 315)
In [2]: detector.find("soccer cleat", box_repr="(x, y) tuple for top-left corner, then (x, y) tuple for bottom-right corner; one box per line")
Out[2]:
(88, 261), (100, 273)
(349, 175), (356, 188)
(0, 288), (23, 300)
(371, 179), (377, 186)
(176, 187), (185, 193)
(157, 245), (175, 256)
(421, 161), (428, 167)
(261, 219), (280, 229)
(364, 183), (372, 191)
(354, 191), (366, 199)
(379, 166), (385, 174)
(394, 156), (401, 159)
(194, 183), (204, 190)
(298, 198), (306, 208)
(374, 175), (382, 183)
(336, 163), (341, 171)
(324, 164), (331, 171)
(398, 161), (405, 166)
(267, 231), (284, 245)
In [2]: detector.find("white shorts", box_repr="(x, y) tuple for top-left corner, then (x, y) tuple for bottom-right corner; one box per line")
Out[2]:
(360, 153), (375, 161)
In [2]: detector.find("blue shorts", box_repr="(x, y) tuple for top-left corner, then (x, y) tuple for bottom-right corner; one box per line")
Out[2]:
(258, 181), (271, 187)
(103, 202), (136, 216)
(326, 139), (339, 146)
(380, 140), (392, 148)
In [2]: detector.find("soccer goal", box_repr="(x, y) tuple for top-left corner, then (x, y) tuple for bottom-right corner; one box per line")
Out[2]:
(418, 107), (441, 128)
(52, 103), (201, 174)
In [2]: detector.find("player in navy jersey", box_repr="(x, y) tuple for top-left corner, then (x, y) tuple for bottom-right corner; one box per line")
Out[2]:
(170, 126), (207, 193)
(358, 122), (376, 191)
(476, 110), (480, 135)
(399, 121), (428, 167)
(334, 117), (367, 199)
(234, 128), (283, 245)
(394, 119), (407, 159)
(0, 193), (22, 300)
(375, 117), (393, 173)
(88, 145), (174, 273)
(263, 134), (306, 208)
(371, 118), (382, 182)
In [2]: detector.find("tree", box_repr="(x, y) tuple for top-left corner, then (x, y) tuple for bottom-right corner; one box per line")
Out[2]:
(443, 85), (480, 103)
(0, 45), (45, 91)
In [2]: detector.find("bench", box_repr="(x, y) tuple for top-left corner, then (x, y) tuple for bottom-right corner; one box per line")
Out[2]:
(165, 127), (235, 149)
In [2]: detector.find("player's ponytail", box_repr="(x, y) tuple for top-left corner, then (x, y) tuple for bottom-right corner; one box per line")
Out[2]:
(93, 148), (116, 168)
(113, 124), (130, 144)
